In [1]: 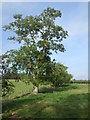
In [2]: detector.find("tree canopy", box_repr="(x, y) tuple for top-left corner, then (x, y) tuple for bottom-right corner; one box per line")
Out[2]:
(2, 7), (72, 93)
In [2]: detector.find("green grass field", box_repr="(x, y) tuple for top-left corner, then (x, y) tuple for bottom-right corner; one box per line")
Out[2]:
(3, 80), (33, 99)
(2, 81), (88, 119)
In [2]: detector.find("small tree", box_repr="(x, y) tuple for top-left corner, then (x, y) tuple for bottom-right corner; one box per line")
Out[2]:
(50, 63), (73, 87)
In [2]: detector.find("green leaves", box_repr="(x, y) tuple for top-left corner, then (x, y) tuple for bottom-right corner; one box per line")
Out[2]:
(2, 7), (72, 89)
(13, 14), (22, 19)
(41, 7), (62, 20)
(49, 63), (73, 87)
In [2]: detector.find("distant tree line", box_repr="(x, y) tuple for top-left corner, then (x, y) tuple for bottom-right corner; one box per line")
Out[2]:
(70, 79), (89, 84)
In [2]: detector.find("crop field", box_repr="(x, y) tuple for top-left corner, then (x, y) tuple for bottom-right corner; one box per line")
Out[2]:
(2, 80), (88, 119)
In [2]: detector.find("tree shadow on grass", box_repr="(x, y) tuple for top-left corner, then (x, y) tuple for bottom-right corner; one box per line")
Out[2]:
(2, 94), (45, 118)
(2, 92), (88, 119)
(39, 84), (78, 93)
(55, 93), (88, 118)
(14, 92), (32, 99)
(34, 93), (88, 118)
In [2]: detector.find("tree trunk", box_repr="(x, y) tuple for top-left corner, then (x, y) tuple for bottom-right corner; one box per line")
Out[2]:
(32, 85), (39, 94)
(32, 69), (39, 94)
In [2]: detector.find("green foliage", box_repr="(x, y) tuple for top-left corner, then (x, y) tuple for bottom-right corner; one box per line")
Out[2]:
(49, 63), (73, 87)
(2, 7), (71, 92)
(2, 80), (15, 96)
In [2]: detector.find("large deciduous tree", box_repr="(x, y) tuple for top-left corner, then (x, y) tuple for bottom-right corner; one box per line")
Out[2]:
(3, 7), (69, 93)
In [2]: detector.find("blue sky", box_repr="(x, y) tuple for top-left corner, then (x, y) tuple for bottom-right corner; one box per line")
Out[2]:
(1, 2), (88, 80)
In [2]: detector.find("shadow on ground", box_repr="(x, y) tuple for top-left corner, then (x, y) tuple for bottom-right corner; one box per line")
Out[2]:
(2, 91), (88, 119)
(34, 93), (88, 118)
(39, 85), (78, 93)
